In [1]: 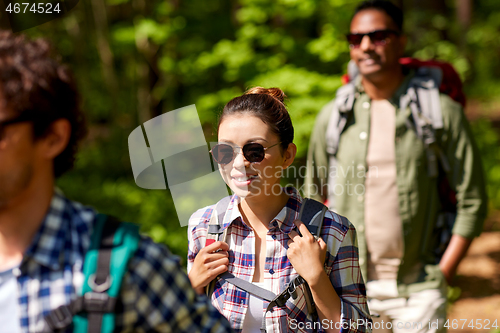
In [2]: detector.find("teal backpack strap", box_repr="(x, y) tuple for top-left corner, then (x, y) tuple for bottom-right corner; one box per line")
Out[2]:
(44, 214), (140, 332)
(74, 214), (140, 333)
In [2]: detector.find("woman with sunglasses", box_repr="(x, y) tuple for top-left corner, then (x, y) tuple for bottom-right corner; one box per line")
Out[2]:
(187, 87), (370, 333)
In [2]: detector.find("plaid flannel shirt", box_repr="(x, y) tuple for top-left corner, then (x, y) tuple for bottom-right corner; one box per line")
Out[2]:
(16, 191), (232, 333)
(188, 187), (370, 333)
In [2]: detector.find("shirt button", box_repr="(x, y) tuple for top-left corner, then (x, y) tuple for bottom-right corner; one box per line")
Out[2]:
(272, 221), (278, 227)
(358, 225), (364, 232)
(359, 258), (365, 266)
(12, 268), (21, 277)
(362, 102), (370, 109)
(272, 235), (277, 240)
(359, 132), (367, 140)
(269, 269), (275, 275)
(357, 195), (363, 202)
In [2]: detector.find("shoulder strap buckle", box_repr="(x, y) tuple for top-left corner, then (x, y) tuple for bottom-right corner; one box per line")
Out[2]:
(88, 273), (112, 293)
(45, 304), (74, 330)
(270, 289), (290, 308)
(83, 292), (117, 313)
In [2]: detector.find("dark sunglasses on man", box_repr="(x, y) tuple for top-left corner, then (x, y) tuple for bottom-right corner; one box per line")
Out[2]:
(210, 142), (281, 165)
(346, 29), (400, 48)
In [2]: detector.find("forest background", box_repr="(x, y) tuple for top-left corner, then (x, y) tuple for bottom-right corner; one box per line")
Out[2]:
(7, 0), (499, 262)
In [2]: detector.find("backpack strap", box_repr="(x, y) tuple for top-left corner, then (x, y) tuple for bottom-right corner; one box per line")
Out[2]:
(291, 198), (327, 328)
(204, 196), (327, 333)
(44, 214), (140, 333)
(324, 83), (356, 209)
(298, 198), (328, 238)
(401, 66), (451, 178)
(325, 83), (356, 157)
(329, 65), (451, 179)
(205, 196), (232, 297)
(261, 199), (327, 332)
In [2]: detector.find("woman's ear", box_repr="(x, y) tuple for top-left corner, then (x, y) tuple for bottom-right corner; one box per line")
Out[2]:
(282, 143), (296, 169)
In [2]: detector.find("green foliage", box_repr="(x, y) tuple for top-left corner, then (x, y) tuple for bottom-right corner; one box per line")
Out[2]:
(28, 0), (500, 261)
(57, 130), (190, 259)
(470, 118), (500, 211)
(446, 285), (461, 305)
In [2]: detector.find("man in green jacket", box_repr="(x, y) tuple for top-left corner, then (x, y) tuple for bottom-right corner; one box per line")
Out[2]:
(305, 1), (487, 332)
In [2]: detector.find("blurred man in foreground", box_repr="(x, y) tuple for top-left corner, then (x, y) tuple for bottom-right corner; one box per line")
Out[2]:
(0, 30), (232, 333)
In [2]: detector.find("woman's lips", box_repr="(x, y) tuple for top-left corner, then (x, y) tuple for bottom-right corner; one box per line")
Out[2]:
(231, 175), (258, 187)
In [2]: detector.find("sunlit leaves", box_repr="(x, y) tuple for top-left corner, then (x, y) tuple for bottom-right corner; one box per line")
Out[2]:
(307, 23), (348, 62)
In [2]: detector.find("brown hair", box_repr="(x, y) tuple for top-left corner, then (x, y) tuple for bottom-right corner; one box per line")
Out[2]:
(218, 87), (294, 151)
(0, 30), (86, 177)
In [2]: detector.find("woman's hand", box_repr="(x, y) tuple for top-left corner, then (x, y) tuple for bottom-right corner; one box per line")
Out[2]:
(287, 220), (327, 286)
(188, 241), (230, 290)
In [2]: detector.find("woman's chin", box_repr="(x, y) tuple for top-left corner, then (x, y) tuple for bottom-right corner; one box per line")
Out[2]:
(228, 182), (262, 199)
(230, 187), (247, 197)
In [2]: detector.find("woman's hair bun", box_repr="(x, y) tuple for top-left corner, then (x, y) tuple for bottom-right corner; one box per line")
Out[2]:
(245, 86), (286, 104)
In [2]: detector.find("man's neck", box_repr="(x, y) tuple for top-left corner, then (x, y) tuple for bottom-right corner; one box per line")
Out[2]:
(0, 176), (54, 270)
(361, 68), (405, 101)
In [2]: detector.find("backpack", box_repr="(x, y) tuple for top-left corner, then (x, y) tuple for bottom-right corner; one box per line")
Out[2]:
(44, 214), (140, 333)
(204, 196), (330, 333)
(328, 58), (463, 261)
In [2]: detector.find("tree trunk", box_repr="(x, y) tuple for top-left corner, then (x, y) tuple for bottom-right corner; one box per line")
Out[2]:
(90, 0), (119, 118)
(456, 0), (472, 50)
(456, 0), (472, 29)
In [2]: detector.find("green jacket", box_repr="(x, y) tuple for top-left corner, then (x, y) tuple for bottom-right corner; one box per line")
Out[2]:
(304, 73), (488, 295)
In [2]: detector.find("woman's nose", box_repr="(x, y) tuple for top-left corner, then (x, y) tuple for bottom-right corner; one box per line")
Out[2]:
(232, 149), (249, 169)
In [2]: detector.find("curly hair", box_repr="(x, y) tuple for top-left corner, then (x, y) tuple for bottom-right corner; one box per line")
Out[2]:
(0, 30), (86, 177)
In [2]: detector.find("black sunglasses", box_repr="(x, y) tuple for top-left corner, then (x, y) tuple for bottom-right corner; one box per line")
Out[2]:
(346, 29), (400, 48)
(0, 113), (34, 137)
(210, 142), (281, 165)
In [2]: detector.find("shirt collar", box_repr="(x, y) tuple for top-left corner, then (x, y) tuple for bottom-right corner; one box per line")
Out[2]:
(389, 69), (415, 105)
(220, 187), (303, 234)
(23, 190), (95, 271)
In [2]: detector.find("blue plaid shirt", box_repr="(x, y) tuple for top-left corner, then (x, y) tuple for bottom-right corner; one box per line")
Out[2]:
(16, 191), (233, 332)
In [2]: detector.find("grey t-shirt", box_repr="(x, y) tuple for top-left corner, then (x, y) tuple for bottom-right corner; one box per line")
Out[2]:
(0, 266), (21, 333)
